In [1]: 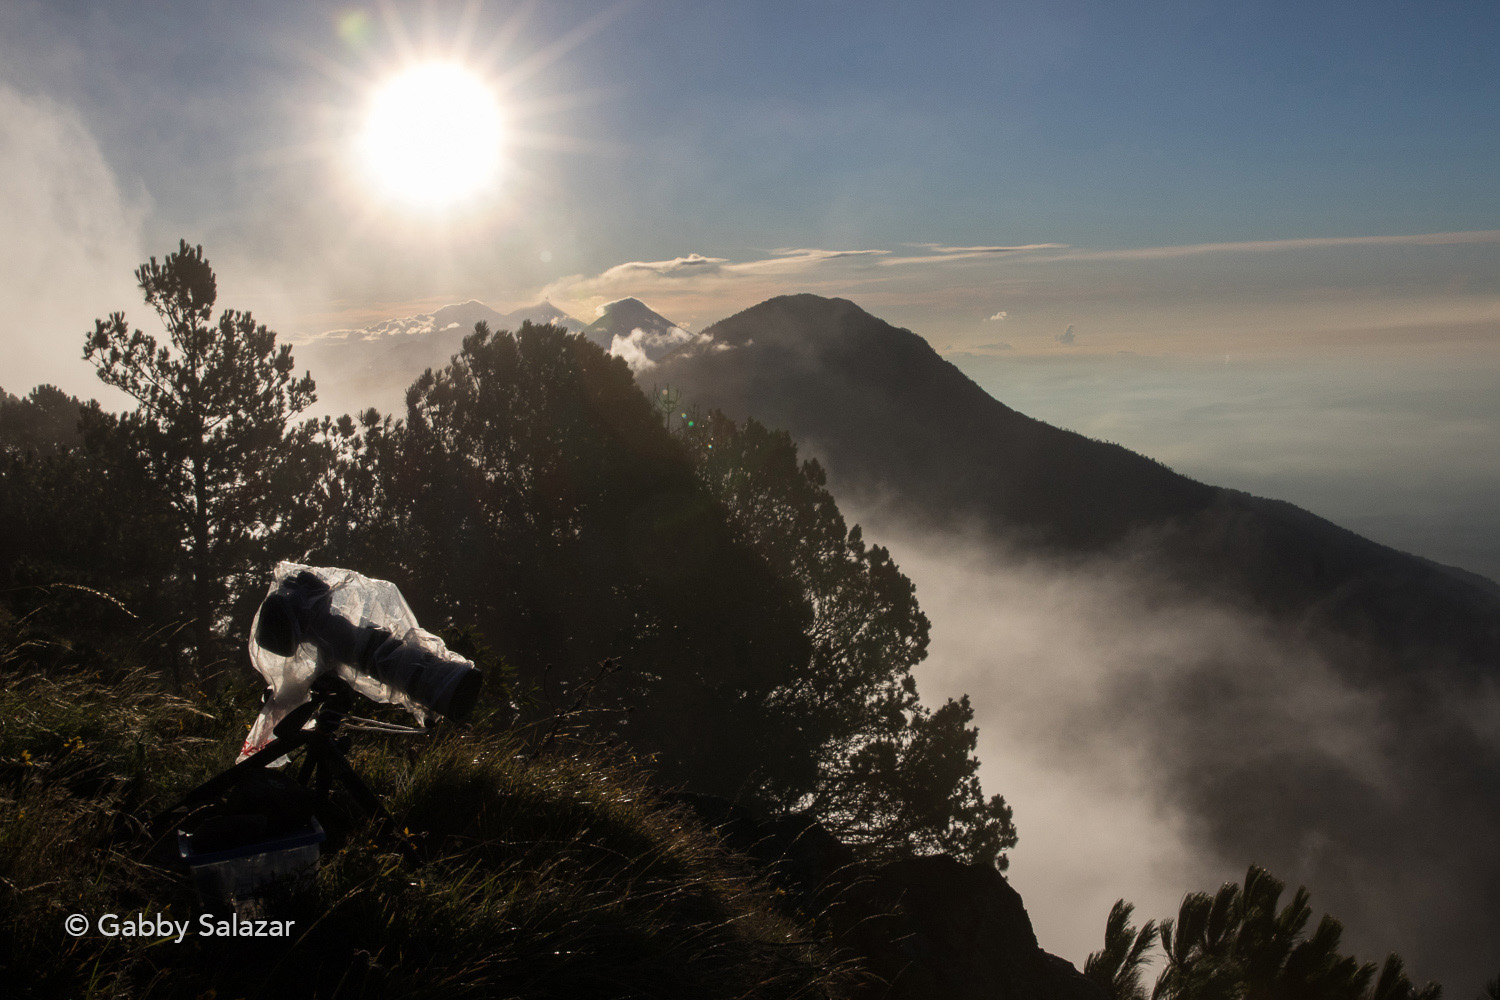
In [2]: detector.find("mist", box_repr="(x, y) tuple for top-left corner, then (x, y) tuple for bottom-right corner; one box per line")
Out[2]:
(0, 82), (144, 403)
(853, 509), (1500, 993)
(947, 352), (1500, 584)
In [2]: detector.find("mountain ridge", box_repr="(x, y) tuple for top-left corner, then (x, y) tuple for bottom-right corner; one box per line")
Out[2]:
(653, 292), (1500, 991)
(672, 294), (1495, 595)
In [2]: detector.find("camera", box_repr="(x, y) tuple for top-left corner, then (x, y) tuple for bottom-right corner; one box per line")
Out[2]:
(240, 563), (483, 760)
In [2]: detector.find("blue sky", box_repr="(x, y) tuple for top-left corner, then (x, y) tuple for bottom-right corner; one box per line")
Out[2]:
(4, 1), (1500, 970)
(2, 0), (1498, 561)
(4, 1), (1498, 333)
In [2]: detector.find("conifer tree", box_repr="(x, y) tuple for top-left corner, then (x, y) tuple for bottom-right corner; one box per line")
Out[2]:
(1086, 900), (1159, 1000)
(84, 240), (318, 673)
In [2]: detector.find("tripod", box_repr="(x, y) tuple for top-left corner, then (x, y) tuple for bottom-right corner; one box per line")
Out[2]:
(154, 676), (423, 866)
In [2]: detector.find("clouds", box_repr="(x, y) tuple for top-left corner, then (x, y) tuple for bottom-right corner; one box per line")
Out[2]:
(546, 247), (892, 296)
(319, 314), (441, 342)
(600, 253), (730, 278)
(537, 228), (1500, 362)
(951, 353), (1500, 583)
(0, 84), (146, 400)
(552, 243), (1072, 301)
(914, 243), (1067, 254)
(1054, 229), (1500, 263)
(976, 342), (1013, 351)
(540, 242), (1066, 319)
(849, 519), (1379, 970)
(609, 324), (719, 372)
(858, 513), (1500, 989)
(538, 226), (1500, 345)
(889, 242), (1070, 264)
(311, 299), (524, 344)
(768, 247), (892, 265)
(425, 226), (1500, 366)
(540, 247), (893, 315)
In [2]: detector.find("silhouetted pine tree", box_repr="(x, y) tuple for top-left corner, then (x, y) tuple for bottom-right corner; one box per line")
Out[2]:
(82, 240), (321, 673)
(310, 320), (812, 800)
(1086, 900), (1158, 1000)
(678, 411), (1016, 866)
(0, 385), (84, 456)
(1096, 866), (1442, 1000)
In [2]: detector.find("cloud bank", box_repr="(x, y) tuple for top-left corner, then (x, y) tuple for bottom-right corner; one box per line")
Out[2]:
(1055, 229), (1500, 263)
(609, 324), (722, 372)
(537, 241), (1089, 307)
(537, 229), (1499, 360)
(857, 514), (1498, 992)
(0, 84), (145, 400)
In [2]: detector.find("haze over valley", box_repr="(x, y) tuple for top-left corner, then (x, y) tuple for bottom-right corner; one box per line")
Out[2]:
(280, 291), (1500, 990)
(3, 2), (1498, 997)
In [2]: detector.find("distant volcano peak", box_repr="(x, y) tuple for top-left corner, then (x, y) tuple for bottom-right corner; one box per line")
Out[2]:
(698, 292), (931, 359)
(583, 297), (680, 350)
(503, 300), (584, 332)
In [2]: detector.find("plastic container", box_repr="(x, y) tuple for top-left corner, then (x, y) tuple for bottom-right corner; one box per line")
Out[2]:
(178, 818), (325, 917)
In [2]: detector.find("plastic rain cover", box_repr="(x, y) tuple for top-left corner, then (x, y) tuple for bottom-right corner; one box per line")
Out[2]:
(238, 562), (461, 762)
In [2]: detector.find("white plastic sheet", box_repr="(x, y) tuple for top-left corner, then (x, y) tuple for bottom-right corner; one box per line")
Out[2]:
(238, 562), (467, 761)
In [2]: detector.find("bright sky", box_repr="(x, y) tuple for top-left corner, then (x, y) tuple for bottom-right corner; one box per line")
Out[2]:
(4, 1), (1499, 970)
(3, 0), (1497, 364)
(4, 0), (1497, 588)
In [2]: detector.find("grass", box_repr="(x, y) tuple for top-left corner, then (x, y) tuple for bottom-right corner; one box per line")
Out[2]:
(0, 603), (855, 1000)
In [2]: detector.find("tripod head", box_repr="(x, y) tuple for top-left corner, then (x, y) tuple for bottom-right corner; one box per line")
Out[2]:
(270, 674), (356, 739)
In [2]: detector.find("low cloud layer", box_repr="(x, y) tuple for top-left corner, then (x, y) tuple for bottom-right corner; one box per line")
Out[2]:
(538, 242), (1080, 315)
(541, 229), (1500, 316)
(609, 324), (722, 372)
(850, 511), (1499, 993)
(0, 84), (145, 401)
(532, 230), (1500, 362)
(1057, 229), (1500, 263)
(950, 354), (1500, 584)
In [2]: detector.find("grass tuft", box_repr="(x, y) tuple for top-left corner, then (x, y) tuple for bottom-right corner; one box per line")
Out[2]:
(0, 611), (853, 1000)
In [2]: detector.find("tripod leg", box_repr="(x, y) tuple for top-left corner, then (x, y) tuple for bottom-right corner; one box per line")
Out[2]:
(321, 748), (423, 867)
(297, 745), (318, 788)
(145, 730), (315, 853)
(302, 744), (337, 808)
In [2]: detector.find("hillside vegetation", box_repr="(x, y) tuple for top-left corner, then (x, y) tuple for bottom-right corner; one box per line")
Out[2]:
(2, 247), (1485, 998)
(654, 293), (1500, 990)
(0, 241), (1012, 997)
(0, 606), (852, 999)
(0, 242), (1013, 867)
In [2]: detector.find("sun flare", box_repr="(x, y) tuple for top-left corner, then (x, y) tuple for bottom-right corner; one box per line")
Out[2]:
(358, 61), (504, 209)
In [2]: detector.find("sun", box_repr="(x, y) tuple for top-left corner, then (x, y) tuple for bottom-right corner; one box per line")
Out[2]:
(358, 61), (504, 209)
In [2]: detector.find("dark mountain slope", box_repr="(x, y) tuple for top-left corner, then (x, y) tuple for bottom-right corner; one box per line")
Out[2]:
(693, 296), (1217, 548)
(654, 293), (1500, 991)
(658, 295), (1499, 674)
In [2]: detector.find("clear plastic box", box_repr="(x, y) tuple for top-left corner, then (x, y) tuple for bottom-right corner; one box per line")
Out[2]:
(178, 818), (325, 918)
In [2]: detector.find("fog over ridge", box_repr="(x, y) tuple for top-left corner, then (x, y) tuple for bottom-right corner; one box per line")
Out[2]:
(844, 503), (1498, 991)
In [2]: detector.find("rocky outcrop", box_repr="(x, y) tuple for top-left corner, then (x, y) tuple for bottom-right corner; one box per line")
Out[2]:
(676, 794), (1106, 1000)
